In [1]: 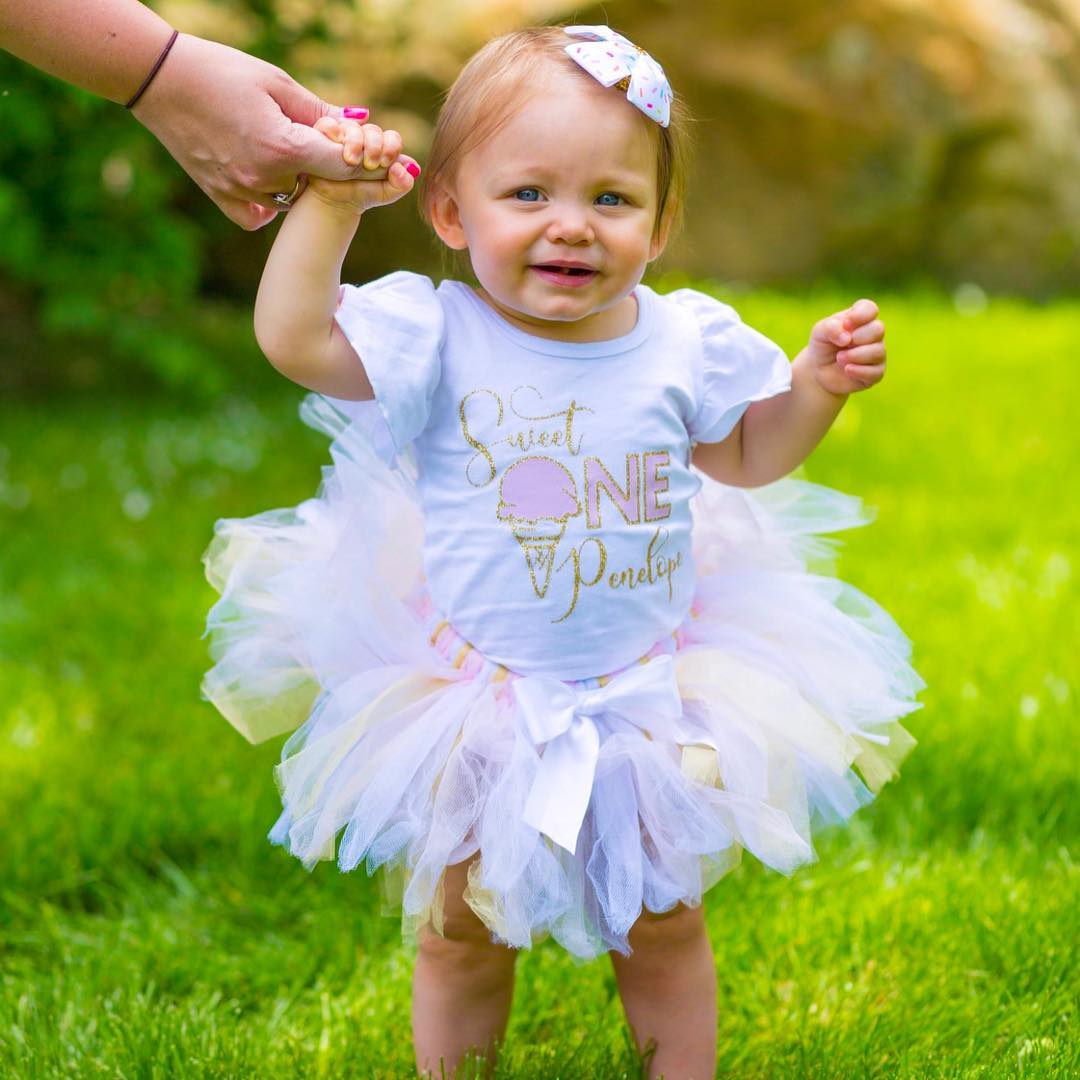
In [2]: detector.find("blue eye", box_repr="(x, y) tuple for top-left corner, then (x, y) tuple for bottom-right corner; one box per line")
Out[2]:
(596, 192), (624, 206)
(514, 188), (542, 202)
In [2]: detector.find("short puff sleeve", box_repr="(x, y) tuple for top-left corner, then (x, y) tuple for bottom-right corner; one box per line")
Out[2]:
(669, 289), (792, 445)
(333, 270), (444, 452)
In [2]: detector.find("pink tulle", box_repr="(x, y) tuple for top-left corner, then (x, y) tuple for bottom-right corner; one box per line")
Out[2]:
(202, 394), (923, 960)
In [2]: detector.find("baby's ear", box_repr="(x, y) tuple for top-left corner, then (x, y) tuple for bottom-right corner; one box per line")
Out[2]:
(428, 186), (468, 251)
(648, 199), (677, 262)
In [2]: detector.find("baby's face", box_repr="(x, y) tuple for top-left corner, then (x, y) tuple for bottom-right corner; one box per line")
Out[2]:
(433, 70), (666, 342)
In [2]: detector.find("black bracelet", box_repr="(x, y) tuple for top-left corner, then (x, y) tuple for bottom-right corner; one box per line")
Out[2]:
(125, 28), (179, 110)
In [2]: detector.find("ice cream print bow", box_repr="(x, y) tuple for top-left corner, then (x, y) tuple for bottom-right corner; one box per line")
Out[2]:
(514, 654), (685, 854)
(563, 25), (673, 127)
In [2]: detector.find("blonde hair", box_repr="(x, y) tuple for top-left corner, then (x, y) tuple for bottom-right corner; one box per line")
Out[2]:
(418, 26), (692, 242)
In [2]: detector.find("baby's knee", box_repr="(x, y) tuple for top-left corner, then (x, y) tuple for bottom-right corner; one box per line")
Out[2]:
(416, 883), (517, 975)
(625, 901), (707, 953)
(419, 905), (498, 952)
(417, 911), (518, 996)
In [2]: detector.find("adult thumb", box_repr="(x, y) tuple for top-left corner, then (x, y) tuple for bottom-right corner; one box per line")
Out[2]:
(269, 78), (377, 179)
(271, 74), (356, 128)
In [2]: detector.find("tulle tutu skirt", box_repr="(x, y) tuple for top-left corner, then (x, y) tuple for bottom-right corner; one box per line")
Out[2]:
(202, 394), (923, 961)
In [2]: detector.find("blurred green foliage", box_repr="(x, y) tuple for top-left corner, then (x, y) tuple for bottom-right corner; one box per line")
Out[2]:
(0, 2), (358, 398)
(0, 55), (216, 394)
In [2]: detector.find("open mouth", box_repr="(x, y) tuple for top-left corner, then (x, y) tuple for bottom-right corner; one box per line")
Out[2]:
(534, 264), (593, 276)
(530, 264), (598, 286)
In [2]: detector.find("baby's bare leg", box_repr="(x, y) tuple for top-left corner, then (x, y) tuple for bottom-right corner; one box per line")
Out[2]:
(609, 902), (717, 1080)
(412, 856), (519, 1078)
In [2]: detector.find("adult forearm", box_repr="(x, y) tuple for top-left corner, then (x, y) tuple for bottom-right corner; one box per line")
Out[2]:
(738, 352), (847, 486)
(0, 0), (173, 104)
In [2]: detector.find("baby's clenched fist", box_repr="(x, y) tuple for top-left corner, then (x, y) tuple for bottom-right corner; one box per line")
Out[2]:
(303, 117), (422, 215)
(805, 299), (887, 396)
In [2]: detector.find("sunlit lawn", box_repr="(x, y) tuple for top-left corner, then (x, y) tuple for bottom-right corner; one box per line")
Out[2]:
(1, 284), (1076, 1078)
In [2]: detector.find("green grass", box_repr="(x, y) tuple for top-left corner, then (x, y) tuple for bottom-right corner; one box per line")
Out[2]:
(1, 286), (1077, 1078)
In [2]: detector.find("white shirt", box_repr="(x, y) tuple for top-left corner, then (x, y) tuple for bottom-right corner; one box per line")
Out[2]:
(333, 272), (791, 680)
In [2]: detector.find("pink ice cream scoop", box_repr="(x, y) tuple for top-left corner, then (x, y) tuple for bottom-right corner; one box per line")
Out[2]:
(496, 456), (581, 524)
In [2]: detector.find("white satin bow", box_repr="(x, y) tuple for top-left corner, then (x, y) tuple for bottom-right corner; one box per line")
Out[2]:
(513, 654), (684, 854)
(564, 25), (673, 128)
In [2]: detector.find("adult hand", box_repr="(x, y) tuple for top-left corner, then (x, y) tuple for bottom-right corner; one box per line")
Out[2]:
(132, 33), (376, 230)
(304, 119), (421, 216)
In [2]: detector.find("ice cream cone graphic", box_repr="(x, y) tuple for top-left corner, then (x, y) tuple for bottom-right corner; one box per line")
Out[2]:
(512, 524), (567, 598)
(496, 456), (582, 599)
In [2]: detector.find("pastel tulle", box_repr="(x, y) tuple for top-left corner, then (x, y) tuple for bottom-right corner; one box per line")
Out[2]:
(202, 394), (923, 961)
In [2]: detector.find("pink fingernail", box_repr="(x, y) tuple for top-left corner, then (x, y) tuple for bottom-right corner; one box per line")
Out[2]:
(406, 162), (421, 178)
(343, 106), (369, 120)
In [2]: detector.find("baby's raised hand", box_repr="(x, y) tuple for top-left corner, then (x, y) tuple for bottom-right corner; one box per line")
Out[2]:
(304, 117), (421, 214)
(805, 299), (886, 396)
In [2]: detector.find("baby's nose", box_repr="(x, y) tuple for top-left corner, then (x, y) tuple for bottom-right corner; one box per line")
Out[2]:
(545, 206), (594, 244)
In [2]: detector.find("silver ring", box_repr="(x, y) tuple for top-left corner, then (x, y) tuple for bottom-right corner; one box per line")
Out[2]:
(271, 177), (304, 208)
